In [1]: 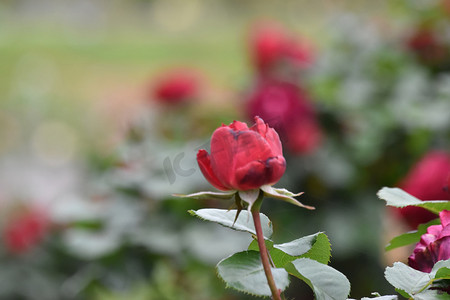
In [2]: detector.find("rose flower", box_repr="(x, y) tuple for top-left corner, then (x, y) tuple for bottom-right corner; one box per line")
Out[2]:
(407, 26), (449, 70)
(178, 117), (312, 216)
(408, 210), (450, 273)
(246, 79), (322, 154)
(197, 116), (286, 191)
(3, 209), (48, 254)
(396, 151), (450, 229)
(152, 69), (199, 105)
(249, 23), (313, 77)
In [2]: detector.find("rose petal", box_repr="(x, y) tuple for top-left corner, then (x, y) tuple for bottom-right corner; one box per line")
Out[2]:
(234, 160), (269, 190)
(440, 224), (450, 238)
(427, 225), (443, 237)
(408, 247), (434, 273)
(234, 130), (273, 160)
(209, 127), (239, 188)
(440, 210), (450, 227)
(435, 236), (450, 261)
(421, 233), (438, 247)
(251, 116), (283, 156)
(229, 120), (249, 132)
(250, 116), (269, 137)
(197, 149), (230, 191)
(265, 156), (286, 185)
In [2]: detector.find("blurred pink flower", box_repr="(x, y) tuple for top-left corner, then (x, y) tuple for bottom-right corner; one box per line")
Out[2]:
(151, 69), (199, 105)
(249, 23), (314, 76)
(246, 79), (322, 154)
(408, 210), (450, 273)
(396, 151), (450, 229)
(3, 209), (49, 254)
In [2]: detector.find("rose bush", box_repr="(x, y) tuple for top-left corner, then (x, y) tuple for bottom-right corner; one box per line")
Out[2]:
(408, 210), (450, 273)
(197, 116), (286, 191)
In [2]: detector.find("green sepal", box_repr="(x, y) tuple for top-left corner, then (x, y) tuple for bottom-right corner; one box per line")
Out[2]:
(173, 190), (236, 200)
(261, 185), (315, 210)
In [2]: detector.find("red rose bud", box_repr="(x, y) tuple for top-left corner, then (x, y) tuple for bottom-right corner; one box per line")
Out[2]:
(246, 80), (322, 154)
(3, 209), (49, 254)
(197, 117), (286, 191)
(396, 151), (450, 229)
(249, 23), (313, 75)
(408, 210), (450, 273)
(152, 69), (199, 104)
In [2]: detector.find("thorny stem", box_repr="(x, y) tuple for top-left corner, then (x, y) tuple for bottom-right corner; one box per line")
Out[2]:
(251, 196), (282, 300)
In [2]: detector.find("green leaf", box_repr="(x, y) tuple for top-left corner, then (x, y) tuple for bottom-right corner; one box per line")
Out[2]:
(189, 209), (273, 239)
(247, 233), (331, 266)
(248, 239), (300, 269)
(248, 239), (274, 252)
(377, 187), (449, 214)
(413, 289), (450, 300)
(434, 268), (450, 279)
(274, 233), (324, 256)
(273, 232), (331, 265)
(297, 232), (331, 264)
(431, 259), (450, 279)
(385, 219), (440, 251)
(384, 262), (430, 296)
(394, 288), (410, 299)
(286, 258), (350, 300)
(216, 251), (290, 297)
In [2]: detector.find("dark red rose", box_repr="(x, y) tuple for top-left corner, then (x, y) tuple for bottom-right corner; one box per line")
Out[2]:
(396, 151), (450, 228)
(407, 27), (448, 68)
(152, 69), (199, 104)
(197, 117), (286, 191)
(249, 23), (313, 76)
(408, 210), (450, 273)
(3, 209), (48, 254)
(246, 79), (322, 154)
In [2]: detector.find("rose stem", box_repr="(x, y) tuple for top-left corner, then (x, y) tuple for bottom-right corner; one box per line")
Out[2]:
(251, 198), (281, 300)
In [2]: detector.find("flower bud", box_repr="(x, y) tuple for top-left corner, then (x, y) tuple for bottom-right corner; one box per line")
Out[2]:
(197, 117), (286, 191)
(152, 69), (199, 105)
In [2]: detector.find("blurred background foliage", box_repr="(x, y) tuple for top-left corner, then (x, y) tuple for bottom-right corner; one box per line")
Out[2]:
(0, 0), (449, 299)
